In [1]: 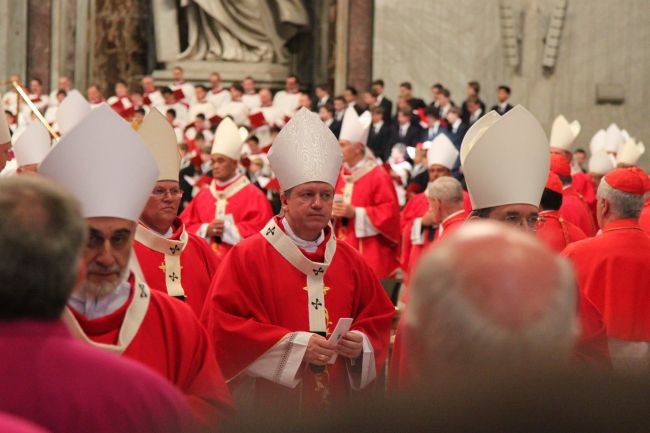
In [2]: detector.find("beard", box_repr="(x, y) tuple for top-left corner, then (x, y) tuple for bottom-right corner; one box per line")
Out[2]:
(80, 263), (129, 299)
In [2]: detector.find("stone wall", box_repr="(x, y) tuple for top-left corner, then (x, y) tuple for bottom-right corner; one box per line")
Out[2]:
(373, 0), (650, 169)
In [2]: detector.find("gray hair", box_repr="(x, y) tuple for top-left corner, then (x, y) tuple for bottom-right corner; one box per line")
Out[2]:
(597, 179), (644, 219)
(427, 176), (464, 203)
(0, 176), (86, 319)
(406, 226), (576, 373)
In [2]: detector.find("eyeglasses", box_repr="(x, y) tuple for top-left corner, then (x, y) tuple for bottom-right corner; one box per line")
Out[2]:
(502, 214), (544, 231)
(151, 187), (183, 198)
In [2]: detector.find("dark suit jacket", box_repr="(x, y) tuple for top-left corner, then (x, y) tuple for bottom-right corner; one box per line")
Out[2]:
(328, 119), (342, 139)
(461, 98), (486, 123)
(408, 97), (426, 110)
(447, 122), (469, 150)
(490, 102), (513, 116)
(378, 96), (393, 124)
(367, 122), (392, 161)
(389, 122), (423, 148)
(313, 96), (333, 111)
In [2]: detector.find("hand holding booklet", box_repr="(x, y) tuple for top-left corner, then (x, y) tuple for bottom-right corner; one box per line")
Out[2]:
(327, 318), (353, 364)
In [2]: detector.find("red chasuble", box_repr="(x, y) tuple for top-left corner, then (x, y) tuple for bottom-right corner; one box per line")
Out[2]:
(65, 277), (234, 429)
(133, 218), (220, 316)
(564, 219), (650, 344)
(536, 210), (587, 252)
(201, 217), (394, 409)
(334, 165), (401, 278)
(180, 175), (273, 257)
(559, 186), (597, 236)
(640, 199), (650, 234)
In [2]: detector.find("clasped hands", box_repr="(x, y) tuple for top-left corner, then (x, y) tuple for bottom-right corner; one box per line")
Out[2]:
(303, 332), (363, 366)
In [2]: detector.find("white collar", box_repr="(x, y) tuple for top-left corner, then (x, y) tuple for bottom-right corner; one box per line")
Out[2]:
(499, 101), (509, 109)
(344, 157), (367, 172)
(215, 173), (240, 187)
(324, 118), (333, 127)
(68, 276), (131, 320)
(374, 120), (384, 128)
(282, 217), (324, 253)
(452, 119), (462, 129)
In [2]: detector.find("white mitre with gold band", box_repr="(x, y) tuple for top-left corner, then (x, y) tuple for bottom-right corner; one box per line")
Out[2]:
(57, 90), (92, 135)
(549, 114), (581, 151)
(137, 107), (181, 181)
(427, 133), (459, 170)
(617, 139), (645, 166)
(13, 121), (51, 167)
(211, 117), (242, 160)
(39, 103), (159, 221)
(0, 105), (10, 144)
(268, 107), (342, 191)
(460, 105), (550, 210)
(339, 106), (372, 146)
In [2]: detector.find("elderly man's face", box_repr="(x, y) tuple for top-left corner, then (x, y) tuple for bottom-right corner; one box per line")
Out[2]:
(211, 154), (238, 181)
(140, 181), (182, 234)
(339, 140), (362, 166)
(83, 217), (135, 297)
(282, 182), (334, 238)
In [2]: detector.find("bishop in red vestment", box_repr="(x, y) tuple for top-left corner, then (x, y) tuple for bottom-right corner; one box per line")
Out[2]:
(202, 108), (394, 411)
(333, 107), (400, 278)
(550, 154), (596, 236)
(180, 118), (272, 257)
(563, 168), (650, 372)
(536, 172), (587, 252)
(38, 105), (234, 429)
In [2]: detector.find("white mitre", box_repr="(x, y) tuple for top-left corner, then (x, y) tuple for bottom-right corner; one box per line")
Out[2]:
(426, 133), (459, 170)
(617, 139), (645, 166)
(589, 129), (606, 155)
(39, 104), (158, 221)
(211, 117), (242, 160)
(604, 123), (625, 153)
(57, 90), (92, 135)
(460, 105), (549, 210)
(268, 107), (342, 191)
(0, 107), (10, 143)
(549, 114), (581, 151)
(137, 108), (181, 181)
(13, 121), (51, 167)
(588, 149), (615, 175)
(339, 107), (371, 145)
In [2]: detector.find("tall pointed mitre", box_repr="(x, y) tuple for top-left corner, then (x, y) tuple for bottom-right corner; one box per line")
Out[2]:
(549, 114), (581, 151)
(460, 105), (549, 210)
(211, 117), (242, 160)
(589, 129), (607, 155)
(426, 133), (459, 170)
(268, 107), (342, 191)
(339, 106), (372, 145)
(617, 139), (645, 166)
(13, 121), (51, 167)
(588, 149), (615, 175)
(137, 108), (181, 181)
(0, 108), (10, 144)
(39, 104), (158, 221)
(604, 123), (625, 153)
(57, 90), (92, 135)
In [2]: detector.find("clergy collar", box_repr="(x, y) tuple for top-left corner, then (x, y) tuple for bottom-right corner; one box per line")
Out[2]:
(282, 217), (324, 253)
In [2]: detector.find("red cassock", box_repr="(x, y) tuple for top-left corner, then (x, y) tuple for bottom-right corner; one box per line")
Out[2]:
(640, 199), (650, 234)
(133, 218), (220, 316)
(559, 185), (597, 236)
(563, 219), (650, 368)
(536, 210), (587, 252)
(180, 175), (273, 258)
(572, 172), (596, 211)
(389, 210), (467, 390)
(201, 217), (395, 410)
(64, 276), (234, 429)
(334, 166), (401, 279)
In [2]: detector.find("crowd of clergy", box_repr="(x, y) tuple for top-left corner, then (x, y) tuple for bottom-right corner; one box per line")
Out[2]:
(0, 68), (649, 433)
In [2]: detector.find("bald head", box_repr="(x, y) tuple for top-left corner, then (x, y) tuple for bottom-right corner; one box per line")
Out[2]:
(405, 221), (576, 378)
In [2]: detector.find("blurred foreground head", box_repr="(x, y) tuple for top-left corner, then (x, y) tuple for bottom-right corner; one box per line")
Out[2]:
(405, 220), (577, 380)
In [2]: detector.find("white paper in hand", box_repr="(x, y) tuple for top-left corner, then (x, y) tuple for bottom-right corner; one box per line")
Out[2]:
(327, 318), (353, 364)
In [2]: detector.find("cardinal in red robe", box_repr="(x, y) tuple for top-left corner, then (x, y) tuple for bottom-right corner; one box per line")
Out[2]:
(550, 154), (596, 236)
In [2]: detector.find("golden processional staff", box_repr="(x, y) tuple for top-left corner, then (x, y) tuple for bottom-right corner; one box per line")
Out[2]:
(7, 80), (60, 141)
